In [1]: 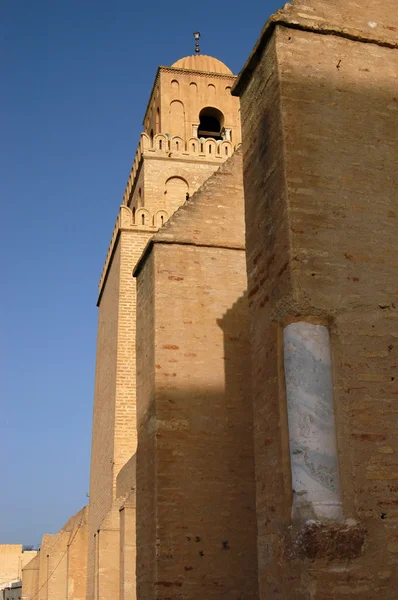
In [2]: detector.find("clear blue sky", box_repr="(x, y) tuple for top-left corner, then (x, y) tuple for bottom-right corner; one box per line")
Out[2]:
(1, 0), (282, 545)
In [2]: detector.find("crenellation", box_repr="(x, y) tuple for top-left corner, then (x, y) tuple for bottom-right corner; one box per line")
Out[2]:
(100, 132), (238, 300)
(121, 132), (237, 208)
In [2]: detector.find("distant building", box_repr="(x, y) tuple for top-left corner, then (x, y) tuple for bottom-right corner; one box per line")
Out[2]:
(1, 581), (21, 600)
(0, 546), (37, 600)
(0, 546), (37, 589)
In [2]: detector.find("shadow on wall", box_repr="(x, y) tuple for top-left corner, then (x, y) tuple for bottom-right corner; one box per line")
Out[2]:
(136, 292), (259, 599)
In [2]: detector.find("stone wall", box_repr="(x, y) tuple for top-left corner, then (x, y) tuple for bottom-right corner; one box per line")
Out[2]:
(87, 230), (151, 600)
(24, 508), (87, 600)
(21, 555), (39, 600)
(237, 1), (398, 597)
(117, 457), (137, 600)
(135, 152), (259, 600)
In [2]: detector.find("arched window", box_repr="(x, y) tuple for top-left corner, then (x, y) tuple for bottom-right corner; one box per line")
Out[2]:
(198, 107), (224, 140)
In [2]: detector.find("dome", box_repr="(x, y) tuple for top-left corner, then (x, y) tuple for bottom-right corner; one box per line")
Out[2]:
(171, 54), (233, 75)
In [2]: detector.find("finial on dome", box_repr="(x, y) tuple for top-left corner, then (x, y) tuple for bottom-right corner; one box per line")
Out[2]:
(193, 31), (201, 54)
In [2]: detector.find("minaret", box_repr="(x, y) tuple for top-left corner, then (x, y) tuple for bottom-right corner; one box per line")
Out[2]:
(86, 51), (240, 600)
(122, 52), (241, 222)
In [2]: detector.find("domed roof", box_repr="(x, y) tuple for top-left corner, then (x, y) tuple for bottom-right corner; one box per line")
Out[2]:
(171, 54), (233, 75)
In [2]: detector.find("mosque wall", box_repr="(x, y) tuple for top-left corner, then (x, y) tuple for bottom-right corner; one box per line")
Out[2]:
(22, 2), (398, 598)
(238, 10), (398, 600)
(23, 509), (88, 600)
(21, 554), (40, 600)
(135, 151), (259, 600)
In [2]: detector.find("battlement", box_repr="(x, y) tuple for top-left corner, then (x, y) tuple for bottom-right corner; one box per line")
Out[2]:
(98, 132), (239, 301)
(122, 132), (237, 207)
(98, 204), (160, 300)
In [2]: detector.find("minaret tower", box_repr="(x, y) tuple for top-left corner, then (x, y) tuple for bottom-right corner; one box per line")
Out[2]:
(123, 52), (241, 223)
(86, 49), (241, 600)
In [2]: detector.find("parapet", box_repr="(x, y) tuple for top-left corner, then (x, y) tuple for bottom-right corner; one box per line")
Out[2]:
(98, 132), (239, 302)
(97, 205), (165, 301)
(121, 132), (237, 207)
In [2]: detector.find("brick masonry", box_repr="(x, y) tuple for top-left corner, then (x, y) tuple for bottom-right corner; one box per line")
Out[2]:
(135, 151), (259, 600)
(22, 507), (88, 600)
(236, 0), (398, 597)
(22, 1), (398, 597)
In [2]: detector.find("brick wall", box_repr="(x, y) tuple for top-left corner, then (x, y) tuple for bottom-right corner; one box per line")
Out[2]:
(142, 157), (222, 215)
(117, 455), (137, 600)
(67, 507), (88, 600)
(238, 10), (398, 599)
(135, 152), (259, 600)
(22, 554), (40, 600)
(87, 230), (151, 600)
(33, 509), (87, 600)
(119, 496), (136, 600)
(135, 252), (156, 600)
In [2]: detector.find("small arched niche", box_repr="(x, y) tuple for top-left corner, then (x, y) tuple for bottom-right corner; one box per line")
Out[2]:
(164, 176), (189, 214)
(171, 79), (179, 91)
(155, 210), (169, 228)
(198, 107), (224, 140)
(169, 100), (185, 139)
(136, 208), (151, 227)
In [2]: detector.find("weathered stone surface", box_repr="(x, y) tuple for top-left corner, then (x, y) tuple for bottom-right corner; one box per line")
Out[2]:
(284, 322), (342, 521)
(135, 151), (259, 600)
(238, 0), (398, 596)
(86, 54), (242, 600)
(285, 520), (367, 560)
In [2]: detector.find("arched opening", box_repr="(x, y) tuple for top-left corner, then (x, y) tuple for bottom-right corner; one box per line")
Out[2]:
(198, 107), (224, 140)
